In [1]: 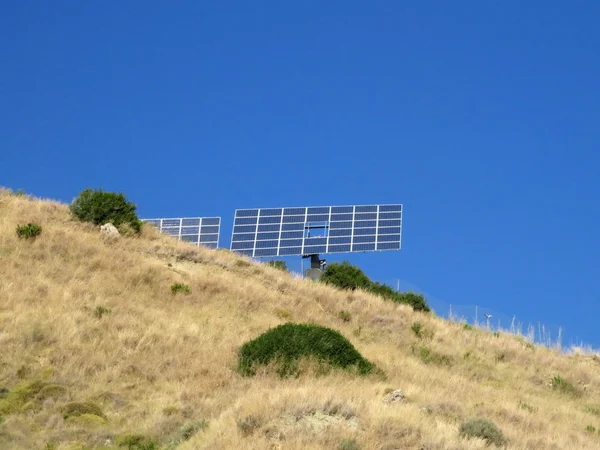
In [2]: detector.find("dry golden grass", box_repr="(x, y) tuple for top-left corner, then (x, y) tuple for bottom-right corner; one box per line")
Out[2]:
(1, 188), (600, 449)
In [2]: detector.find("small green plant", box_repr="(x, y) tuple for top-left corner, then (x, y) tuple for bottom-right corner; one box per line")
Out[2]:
(94, 305), (112, 319)
(459, 418), (507, 447)
(585, 405), (600, 416)
(16, 223), (42, 239)
(171, 283), (191, 295)
(237, 323), (375, 377)
(551, 375), (581, 397)
(237, 415), (262, 436)
(339, 438), (361, 450)
(0, 415), (4, 425)
(264, 260), (288, 271)
(61, 401), (104, 419)
(585, 424), (596, 433)
(274, 308), (293, 320)
(411, 322), (423, 337)
(116, 434), (159, 450)
(493, 332), (500, 338)
(70, 188), (142, 233)
(338, 310), (352, 322)
(518, 400), (537, 413)
(45, 443), (57, 450)
(463, 323), (473, 330)
(164, 420), (208, 448)
(13, 188), (26, 197)
(414, 345), (452, 366)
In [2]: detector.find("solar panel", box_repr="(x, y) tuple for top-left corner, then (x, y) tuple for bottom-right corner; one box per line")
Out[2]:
(230, 204), (402, 257)
(143, 217), (220, 248)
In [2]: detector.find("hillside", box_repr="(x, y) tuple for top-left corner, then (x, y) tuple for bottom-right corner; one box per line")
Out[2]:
(1, 189), (599, 450)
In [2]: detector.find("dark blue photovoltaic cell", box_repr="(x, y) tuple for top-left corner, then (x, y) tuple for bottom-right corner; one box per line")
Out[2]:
(260, 208), (282, 216)
(163, 219), (180, 227)
(355, 205), (377, 213)
(233, 225), (256, 234)
(232, 233), (255, 242)
(329, 236), (352, 245)
(353, 243), (376, 251)
(379, 204), (402, 212)
(353, 235), (376, 244)
(354, 220), (376, 228)
(329, 228), (352, 237)
(202, 217), (221, 226)
(279, 239), (304, 247)
(330, 213), (353, 221)
(231, 241), (254, 250)
(200, 234), (218, 243)
(255, 240), (279, 249)
(378, 219), (402, 227)
(279, 246), (302, 255)
(284, 207), (305, 215)
(181, 234), (199, 242)
(258, 216), (281, 224)
(331, 206), (353, 214)
(330, 221), (353, 229)
(378, 226), (402, 235)
(257, 232), (279, 240)
(162, 228), (180, 236)
(235, 217), (258, 226)
(328, 244), (351, 253)
(355, 213), (377, 221)
(283, 215), (305, 224)
(282, 223), (304, 231)
(379, 212), (402, 220)
(307, 214), (329, 222)
(304, 245), (327, 254)
(182, 226), (200, 234)
(353, 227), (376, 236)
(236, 209), (259, 217)
(255, 248), (278, 257)
(377, 242), (400, 250)
(377, 234), (401, 242)
(281, 231), (303, 239)
(257, 224), (279, 232)
(201, 226), (219, 234)
(307, 207), (329, 214)
(238, 249), (254, 256)
(182, 218), (201, 226)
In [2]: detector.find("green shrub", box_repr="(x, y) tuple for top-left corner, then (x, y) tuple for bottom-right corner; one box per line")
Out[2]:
(0, 415), (4, 425)
(116, 434), (159, 450)
(585, 424), (596, 433)
(70, 188), (142, 233)
(264, 260), (288, 272)
(171, 283), (191, 295)
(320, 261), (371, 291)
(16, 223), (42, 239)
(411, 322), (423, 337)
(585, 405), (600, 416)
(274, 308), (293, 320)
(165, 420), (208, 448)
(414, 345), (452, 366)
(338, 310), (352, 322)
(61, 401), (105, 419)
(339, 438), (361, 450)
(517, 400), (537, 413)
(551, 375), (581, 397)
(320, 262), (430, 311)
(459, 418), (507, 447)
(237, 323), (375, 377)
(463, 323), (474, 330)
(94, 305), (112, 319)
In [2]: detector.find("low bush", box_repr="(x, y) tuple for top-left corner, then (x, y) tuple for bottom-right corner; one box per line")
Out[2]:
(339, 438), (361, 450)
(70, 188), (142, 234)
(116, 434), (159, 450)
(237, 323), (375, 377)
(552, 375), (581, 397)
(165, 420), (208, 448)
(264, 260), (288, 271)
(171, 283), (191, 295)
(61, 401), (104, 419)
(338, 310), (352, 322)
(411, 322), (423, 337)
(320, 261), (430, 311)
(459, 418), (507, 447)
(94, 305), (112, 319)
(236, 415), (262, 436)
(16, 223), (42, 239)
(414, 345), (452, 366)
(463, 323), (474, 330)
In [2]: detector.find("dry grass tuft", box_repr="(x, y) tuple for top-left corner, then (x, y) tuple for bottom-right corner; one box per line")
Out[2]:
(0, 191), (599, 449)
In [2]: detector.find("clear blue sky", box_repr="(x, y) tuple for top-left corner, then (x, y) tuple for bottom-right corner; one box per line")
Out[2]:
(2, 2), (599, 348)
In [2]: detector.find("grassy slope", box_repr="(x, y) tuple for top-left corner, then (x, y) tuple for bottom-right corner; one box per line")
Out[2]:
(0, 189), (599, 450)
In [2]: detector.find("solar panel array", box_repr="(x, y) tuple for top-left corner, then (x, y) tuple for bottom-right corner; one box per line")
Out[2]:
(143, 217), (220, 248)
(230, 204), (402, 257)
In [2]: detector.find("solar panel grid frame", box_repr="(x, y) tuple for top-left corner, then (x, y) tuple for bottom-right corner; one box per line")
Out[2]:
(230, 204), (401, 257)
(142, 217), (221, 248)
